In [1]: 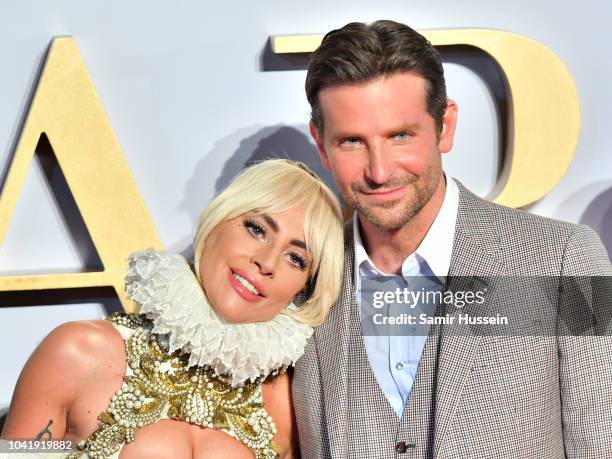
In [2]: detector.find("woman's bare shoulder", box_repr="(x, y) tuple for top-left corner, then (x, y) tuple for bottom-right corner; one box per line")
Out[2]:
(48, 319), (124, 347)
(2, 319), (125, 438)
(39, 319), (125, 367)
(14, 319), (127, 395)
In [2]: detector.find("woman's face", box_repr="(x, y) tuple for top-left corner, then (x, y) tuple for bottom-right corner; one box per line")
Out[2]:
(198, 206), (312, 323)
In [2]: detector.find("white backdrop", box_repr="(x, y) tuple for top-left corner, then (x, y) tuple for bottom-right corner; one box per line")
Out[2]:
(0, 0), (611, 411)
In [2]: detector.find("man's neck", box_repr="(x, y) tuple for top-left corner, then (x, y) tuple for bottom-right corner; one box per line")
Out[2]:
(359, 178), (447, 274)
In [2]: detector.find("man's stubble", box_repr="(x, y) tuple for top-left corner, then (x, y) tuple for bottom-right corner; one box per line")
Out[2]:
(342, 153), (444, 232)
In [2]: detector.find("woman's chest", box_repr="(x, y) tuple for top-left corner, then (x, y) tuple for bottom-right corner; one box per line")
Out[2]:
(65, 321), (284, 458)
(65, 364), (280, 459)
(68, 380), (258, 459)
(118, 419), (254, 459)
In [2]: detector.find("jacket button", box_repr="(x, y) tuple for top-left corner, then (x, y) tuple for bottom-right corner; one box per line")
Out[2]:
(396, 441), (407, 453)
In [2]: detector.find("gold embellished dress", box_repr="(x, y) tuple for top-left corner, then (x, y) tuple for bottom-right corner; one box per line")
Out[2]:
(67, 313), (280, 459)
(67, 249), (313, 459)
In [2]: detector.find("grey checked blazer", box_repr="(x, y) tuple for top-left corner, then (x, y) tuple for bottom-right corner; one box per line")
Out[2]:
(293, 182), (612, 459)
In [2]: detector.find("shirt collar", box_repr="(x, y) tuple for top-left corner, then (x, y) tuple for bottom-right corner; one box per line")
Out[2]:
(353, 175), (459, 281)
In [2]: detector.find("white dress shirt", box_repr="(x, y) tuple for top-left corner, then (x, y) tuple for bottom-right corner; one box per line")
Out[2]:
(354, 176), (459, 417)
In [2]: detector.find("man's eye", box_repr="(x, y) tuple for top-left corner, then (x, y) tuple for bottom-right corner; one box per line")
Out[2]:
(287, 251), (308, 271)
(341, 137), (362, 146)
(244, 219), (266, 239)
(394, 131), (410, 140)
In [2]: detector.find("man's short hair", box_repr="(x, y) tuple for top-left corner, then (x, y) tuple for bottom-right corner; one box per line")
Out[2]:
(306, 20), (447, 135)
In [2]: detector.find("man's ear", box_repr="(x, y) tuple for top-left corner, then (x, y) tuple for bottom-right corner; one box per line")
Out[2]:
(309, 121), (331, 170)
(438, 99), (458, 154)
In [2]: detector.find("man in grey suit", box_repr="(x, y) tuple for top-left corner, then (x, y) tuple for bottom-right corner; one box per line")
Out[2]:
(293, 20), (612, 458)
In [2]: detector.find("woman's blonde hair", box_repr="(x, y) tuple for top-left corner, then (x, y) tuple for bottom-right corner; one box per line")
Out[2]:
(194, 159), (343, 327)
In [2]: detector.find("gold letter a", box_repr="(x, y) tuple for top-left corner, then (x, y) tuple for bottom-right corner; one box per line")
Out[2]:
(0, 37), (162, 311)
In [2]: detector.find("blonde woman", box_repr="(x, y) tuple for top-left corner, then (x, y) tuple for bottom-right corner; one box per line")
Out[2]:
(2, 159), (344, 459)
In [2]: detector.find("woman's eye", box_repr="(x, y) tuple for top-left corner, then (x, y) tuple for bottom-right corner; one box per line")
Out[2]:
(287, 252), (308, 271)
(244, 219), (266, 239)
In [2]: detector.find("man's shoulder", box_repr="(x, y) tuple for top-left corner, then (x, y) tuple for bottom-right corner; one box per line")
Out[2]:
(458, 182), (577, 236)
(456, 182), (610, 275)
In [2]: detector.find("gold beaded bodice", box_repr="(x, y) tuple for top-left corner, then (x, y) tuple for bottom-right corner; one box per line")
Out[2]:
(68, 313), (280, 459)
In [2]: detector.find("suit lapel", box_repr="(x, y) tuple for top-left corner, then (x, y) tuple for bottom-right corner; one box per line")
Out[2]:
(432, 183), (508, 457)
(314, 221), (355, 457)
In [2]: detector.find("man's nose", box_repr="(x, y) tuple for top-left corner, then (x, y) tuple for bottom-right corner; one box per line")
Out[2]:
(251, 246), (277, 277)
(366, 142), (394, 185)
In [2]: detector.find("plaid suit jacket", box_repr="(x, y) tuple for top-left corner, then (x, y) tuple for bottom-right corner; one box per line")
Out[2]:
(293, 182), (612, 458)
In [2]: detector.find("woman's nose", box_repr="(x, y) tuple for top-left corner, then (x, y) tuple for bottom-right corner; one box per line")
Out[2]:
(251, 247), (277, 277)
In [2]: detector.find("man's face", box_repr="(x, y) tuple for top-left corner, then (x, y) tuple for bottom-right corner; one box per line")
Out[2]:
(310, 72), (457, 232)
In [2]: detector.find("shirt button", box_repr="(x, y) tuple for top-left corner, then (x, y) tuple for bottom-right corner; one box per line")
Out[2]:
(395, 362), (405, 371)
(395, 441), (416, 453)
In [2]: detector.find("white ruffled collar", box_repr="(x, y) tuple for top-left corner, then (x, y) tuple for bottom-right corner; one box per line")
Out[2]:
(124, 249), (313, 386)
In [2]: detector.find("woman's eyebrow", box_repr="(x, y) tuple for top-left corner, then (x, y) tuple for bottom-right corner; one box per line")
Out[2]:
(258, 212), (279, 232)
(257, 212), (308, 250)
(290, 239), (307, 250)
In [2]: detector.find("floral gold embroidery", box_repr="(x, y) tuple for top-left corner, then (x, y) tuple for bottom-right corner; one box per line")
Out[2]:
(68, 314), (280, 459)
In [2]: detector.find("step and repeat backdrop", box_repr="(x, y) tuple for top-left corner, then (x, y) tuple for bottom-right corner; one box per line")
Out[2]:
(0, 0), (610, 411)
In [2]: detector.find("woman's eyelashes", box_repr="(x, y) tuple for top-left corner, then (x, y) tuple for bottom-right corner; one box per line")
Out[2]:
(243, 218), (309, 271)
(244, 218), (266, 239)
(287, 251), (308, 271)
